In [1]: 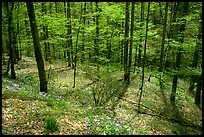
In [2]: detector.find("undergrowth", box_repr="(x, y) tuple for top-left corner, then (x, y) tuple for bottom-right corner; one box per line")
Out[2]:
(2, 57), (202, 135)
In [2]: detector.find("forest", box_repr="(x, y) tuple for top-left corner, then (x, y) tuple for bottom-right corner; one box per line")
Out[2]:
(2, 2), (202, 135)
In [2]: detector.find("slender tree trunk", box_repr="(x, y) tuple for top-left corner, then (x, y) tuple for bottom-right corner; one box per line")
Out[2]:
(165, 2), (178, 69)
(159, 2), (163, 23)
(17, 2), (22, 60)
(73, 12), (83, 88)
(138, 2), (144, 67)
(195, 74), (202, 107)
(6, 2), (16, 79)
(44, 3), (50, 63)
(26, 2), (47, 93)
(127, 2), (135, 83)
(138, 2), (150, 112)
(25, 11), (31, 56)
(159, 2), (168, 72)
(124, 2), (130, 84)
(170, 2), (189, 103)
(189, 12), (202, 93)
(95, 2), (100, 74)
(49, 2), (55, 60)
(42, 3), (49, 62)
(64, 2), (67, 59)
(67, 2), (72, 67)
(120, 22), (124, 66)
(81, 2), (86, 64)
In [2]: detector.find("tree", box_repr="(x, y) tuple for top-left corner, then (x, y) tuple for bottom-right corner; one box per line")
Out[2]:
(26, 2), (47, 93)
(127, 2), (135, 83)
(124, 2), (130, 84)
(5, 2), (16, 79)
(189, 11), (202, 93)
(138, 2), (150, 112)
(195, 74), (202, 107)
(17, 2), (22, 60)
(170, 2), (189, 103)
(159, 2), (168, 72)
(42, 3), (49, 62)
(81, 2), (86, 64)
(137, 2), (144, 68)
(95, 2), (100, 74)
(67, 2), (73, 67)
(73, 6), (83, 88)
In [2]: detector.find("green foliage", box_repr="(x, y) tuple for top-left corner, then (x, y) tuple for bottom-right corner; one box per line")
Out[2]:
(46, 97), (55, 107)
(45, 117), (59, 133)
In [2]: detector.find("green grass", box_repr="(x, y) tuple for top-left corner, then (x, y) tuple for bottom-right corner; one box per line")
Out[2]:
(45, 117), (59, 134)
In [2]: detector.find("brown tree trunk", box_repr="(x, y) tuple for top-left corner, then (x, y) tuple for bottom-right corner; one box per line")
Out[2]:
(138, 2), (150, 112)
(67, 2), (72, 67)
(26, 2), (47, 93)
(128, 2), (135, 83)
(81, 2), (86, 64)
(95, 2), (100, 77)
(138, 2), (144, 67)
(170, 2), (189, 103)
(6, 2), (16, 79)
(159, 2), (168, 72)
(189, 12), (202, 93)
(124, 2), (130, 84)
(195, 74), (202, 107)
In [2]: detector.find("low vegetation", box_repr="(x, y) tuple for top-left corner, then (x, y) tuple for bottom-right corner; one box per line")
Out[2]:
(2, 57), (202, 135)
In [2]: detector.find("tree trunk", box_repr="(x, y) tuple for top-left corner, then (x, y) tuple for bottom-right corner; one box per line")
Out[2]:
(159, 2), (168, 72)
(49, 2), (55, 60)
(95, 2), (99, 73)
(73, 9), (83, 88)
(44, 3), (50, 63)
(25, 11), (31, 56)
(138, 2), (144, 67)
(120, 22), (124, 66)
(138, 2), (150, 112)
(26, 2), (47, 93)
(128, 2), (135, 83)
(6, 2), (16, 79)
(195, 74), (202, 107)
(42, 3), (48, 62)
(159, 2), (163, 23)
(17, 2), (22, 60)
(64, 2), (67, 59)
(189, 12), (202, 93)
(81, 2), (86, 64)
(67, 2), (72, 67)
(124, 2), (130, 84)
(170, 2), (189, 103)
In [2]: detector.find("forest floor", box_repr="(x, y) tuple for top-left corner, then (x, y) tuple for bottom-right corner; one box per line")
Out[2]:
(2, 56), (202, 135)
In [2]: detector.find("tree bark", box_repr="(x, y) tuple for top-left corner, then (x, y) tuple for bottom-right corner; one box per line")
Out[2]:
(124, 2), (130, 84)
(138, 2), (150, 112)
(81, 2), (86, 64)
(95, 2), (100, 74)
(138, 2), (144, 67)
(17, 2), (22, 60)
(159, 2), (168, 72)
(6, 2), (16, 79)
(128, 2), (135, 83)
(67, 2), (73, 67)
(26, 2), (47, 93)
(189, 12), (202, 93)
(195, 74), (202, 107)
(170, 2), (189, 103)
